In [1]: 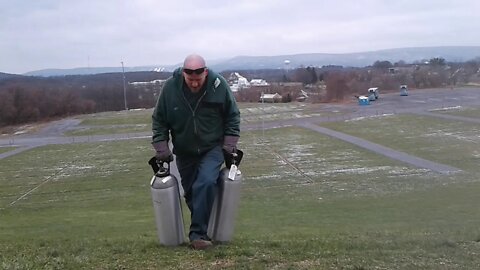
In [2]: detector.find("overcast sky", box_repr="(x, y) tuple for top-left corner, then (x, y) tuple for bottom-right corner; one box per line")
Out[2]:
(1, 0), (479, 74)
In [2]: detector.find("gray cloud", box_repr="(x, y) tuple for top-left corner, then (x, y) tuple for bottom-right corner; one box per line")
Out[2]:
(1, 0), (479, 74)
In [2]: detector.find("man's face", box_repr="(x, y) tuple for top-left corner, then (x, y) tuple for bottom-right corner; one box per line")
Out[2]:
(183, 67), (208, 93)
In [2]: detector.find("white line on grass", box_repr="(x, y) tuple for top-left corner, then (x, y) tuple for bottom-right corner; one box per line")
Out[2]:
(8, 144), (104, 207)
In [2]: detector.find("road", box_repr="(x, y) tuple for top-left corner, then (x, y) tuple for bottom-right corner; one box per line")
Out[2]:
(1, 87), (479, 174)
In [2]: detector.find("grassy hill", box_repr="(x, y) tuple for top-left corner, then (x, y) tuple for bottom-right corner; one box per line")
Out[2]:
(1, 105), (480, 269)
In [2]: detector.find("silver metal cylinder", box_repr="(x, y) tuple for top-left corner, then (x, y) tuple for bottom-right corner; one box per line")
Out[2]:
(207, 167), (242, 242)
(151, 174), (185, 246)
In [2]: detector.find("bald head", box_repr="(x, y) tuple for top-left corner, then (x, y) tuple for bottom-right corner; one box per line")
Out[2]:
(183, 54), (206, 70)
(182, 54), (208, 93)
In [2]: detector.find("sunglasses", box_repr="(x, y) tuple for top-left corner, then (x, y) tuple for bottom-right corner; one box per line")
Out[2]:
(183, 67), (206, 75)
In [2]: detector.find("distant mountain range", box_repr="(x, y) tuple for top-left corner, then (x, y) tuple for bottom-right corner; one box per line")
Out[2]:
(0, 72), (23, 80)
(21, 46), (480, 77)
(23, 66), (167, 77)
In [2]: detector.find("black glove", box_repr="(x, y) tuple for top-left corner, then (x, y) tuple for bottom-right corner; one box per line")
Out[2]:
(222, 135), (239, 154)
(223, 148), (243, 169)
(152, 141), (173, 162)
(148, 156), (160, 174)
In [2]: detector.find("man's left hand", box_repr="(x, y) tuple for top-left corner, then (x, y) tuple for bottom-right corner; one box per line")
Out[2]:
(222, 135), (239, 154)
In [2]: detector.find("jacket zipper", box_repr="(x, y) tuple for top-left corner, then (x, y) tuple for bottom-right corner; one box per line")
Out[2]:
(182, 90), (208, 154)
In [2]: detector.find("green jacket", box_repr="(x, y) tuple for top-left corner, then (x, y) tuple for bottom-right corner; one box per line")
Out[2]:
(152, 68), (240, 156)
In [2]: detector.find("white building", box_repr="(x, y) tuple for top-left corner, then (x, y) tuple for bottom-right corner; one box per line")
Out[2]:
(228, 72), (250, 92)
(129, 79), (166, 88)
(250, 79), (269, 86)
(296, 90), (309, 102)
(259, 93), (282, 103)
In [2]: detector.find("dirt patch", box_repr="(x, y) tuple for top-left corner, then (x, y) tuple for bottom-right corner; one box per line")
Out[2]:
(0, 122), (48, 136)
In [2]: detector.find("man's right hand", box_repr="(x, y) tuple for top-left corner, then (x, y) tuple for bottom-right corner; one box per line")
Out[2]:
(153, 141), (173, 162)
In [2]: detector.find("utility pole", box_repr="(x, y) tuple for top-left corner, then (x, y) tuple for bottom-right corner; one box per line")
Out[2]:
(261, 91), (265, 142)
(121, 61), (128, 110)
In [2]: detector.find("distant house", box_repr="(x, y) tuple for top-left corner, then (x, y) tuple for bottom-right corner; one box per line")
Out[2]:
(237, 77), (250, 89)
(129, 79), (166, 88)
(250, 79), (269, 86)
(230, 83), (240, 92)
(259, 93), (282, 103)
(296, 90), (309, 102)
(228, 72), (250, 91)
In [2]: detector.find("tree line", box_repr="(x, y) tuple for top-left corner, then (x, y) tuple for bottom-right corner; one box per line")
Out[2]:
(0, 72), (170, 127)
(230, 57), (480, 103)
(320, 57), (480, 102)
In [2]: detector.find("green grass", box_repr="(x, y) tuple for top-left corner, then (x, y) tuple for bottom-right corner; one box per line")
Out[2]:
(65, 110), (152, 136)
(239, 102), (345, 124)
(0, 146), (16, 154)
(75, 109), (153, 126)
(66, 103), (346, 136)
(1, 122), (480, 268)
(65, 124), (150, 136)
(433, 106), (480, 119)
(320, 114), (480, 172)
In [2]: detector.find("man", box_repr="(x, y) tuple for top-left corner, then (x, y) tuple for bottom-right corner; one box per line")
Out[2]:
(152, 54), (240, 250)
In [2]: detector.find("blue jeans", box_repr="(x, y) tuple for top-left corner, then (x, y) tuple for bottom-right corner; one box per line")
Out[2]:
(175, 145), (224, 241)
